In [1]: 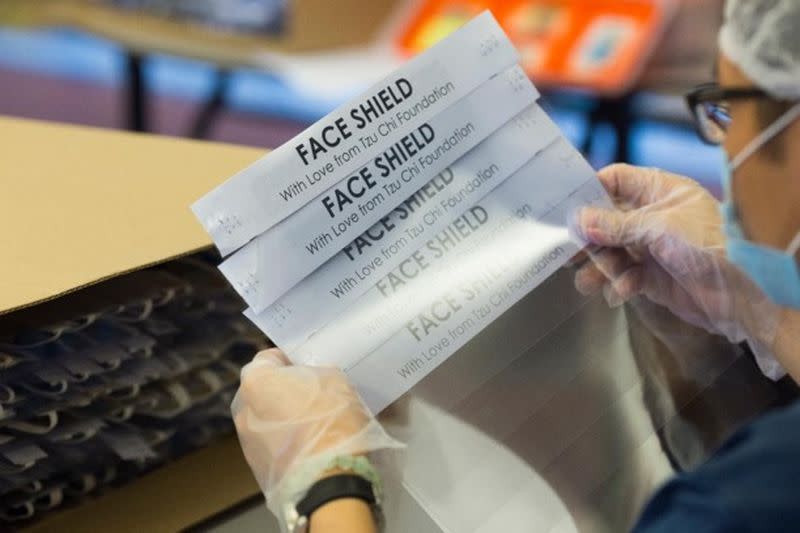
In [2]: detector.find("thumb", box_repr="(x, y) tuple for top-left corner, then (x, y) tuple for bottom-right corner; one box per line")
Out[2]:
(252, 348), (290, 367)
(241, 348), (290, 379)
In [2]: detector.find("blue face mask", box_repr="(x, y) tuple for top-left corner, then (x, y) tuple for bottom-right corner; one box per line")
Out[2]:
(719, 103), (800, 309)
(721, 164), (800, 308)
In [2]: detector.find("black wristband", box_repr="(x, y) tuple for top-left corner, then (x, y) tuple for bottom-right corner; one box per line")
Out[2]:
(296, 474), (376, 521)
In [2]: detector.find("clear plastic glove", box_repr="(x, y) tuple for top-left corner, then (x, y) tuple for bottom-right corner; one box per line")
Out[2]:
(571, 164), (782, 374)
(231, 348), (403, 521)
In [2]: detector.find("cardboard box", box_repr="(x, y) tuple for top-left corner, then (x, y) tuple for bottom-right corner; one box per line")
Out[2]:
(0, 116), (269, 531)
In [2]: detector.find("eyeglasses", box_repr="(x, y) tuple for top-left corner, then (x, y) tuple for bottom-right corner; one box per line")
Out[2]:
(685, 83), (771, 145)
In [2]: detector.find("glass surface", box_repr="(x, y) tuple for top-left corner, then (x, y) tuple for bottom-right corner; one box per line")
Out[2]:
(695, 100), (731, 145)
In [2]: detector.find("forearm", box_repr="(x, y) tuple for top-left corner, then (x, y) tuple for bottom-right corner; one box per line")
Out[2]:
(309, 498), (377, 533)
(769, 309), (800, 384)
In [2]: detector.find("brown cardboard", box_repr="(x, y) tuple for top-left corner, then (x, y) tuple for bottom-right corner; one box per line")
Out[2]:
(0, 116), (266, 529)
(22, 435), (260, 533)
(0, 116), (262, 315)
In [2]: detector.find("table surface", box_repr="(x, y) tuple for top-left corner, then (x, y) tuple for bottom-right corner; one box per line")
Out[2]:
(0, 0), (400, 67)
(1, 0), (722, 94)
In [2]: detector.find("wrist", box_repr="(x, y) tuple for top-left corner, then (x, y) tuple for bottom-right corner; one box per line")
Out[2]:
(739, 294), (783, 349)
(769, 309), (800, 383)
(318, 455), (382, 492)
(309, 496), (378, 533)
(279, 455), (384, 533)
(308, 498), (379, 533)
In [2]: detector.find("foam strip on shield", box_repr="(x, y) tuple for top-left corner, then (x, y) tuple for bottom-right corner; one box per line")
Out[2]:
(192, 11), (520, 256)
(244, 105), (563, 351)
(220, 65), (539, 312)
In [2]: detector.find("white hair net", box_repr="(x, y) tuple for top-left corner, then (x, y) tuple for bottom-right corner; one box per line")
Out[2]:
(719, 0), (800, 100)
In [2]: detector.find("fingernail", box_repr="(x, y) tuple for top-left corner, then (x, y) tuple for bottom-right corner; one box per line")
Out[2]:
(581, 207), (600, 229)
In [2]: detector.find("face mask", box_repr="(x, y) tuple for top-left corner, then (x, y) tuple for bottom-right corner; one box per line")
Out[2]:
(720, 103), (800, 309)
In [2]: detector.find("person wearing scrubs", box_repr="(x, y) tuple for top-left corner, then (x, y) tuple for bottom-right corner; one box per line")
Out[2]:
(231, 1), (800, 531)
(573, 1), (800, 531)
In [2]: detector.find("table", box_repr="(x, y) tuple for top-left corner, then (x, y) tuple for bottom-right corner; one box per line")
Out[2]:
(1, 1), (722, 161)
(0, 0), (400, 134)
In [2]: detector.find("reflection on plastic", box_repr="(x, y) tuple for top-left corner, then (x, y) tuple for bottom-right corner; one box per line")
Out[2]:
(377, 269), (783, 532)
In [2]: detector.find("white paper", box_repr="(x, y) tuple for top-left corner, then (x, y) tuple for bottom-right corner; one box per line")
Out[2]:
(189, 11), (618, 416)
(220, 65), (539, 312)
(192, 11), (519, 256)
(245, 105), (562, 352)
(304, 138), (613, 412)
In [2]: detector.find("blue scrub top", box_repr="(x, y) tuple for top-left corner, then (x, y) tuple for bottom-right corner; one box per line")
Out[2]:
(633, 401), (800, 533)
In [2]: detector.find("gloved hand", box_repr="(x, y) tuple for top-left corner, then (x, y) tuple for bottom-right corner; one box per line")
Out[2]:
(571, 164), (783, 376)
(231, 348), (402, 521)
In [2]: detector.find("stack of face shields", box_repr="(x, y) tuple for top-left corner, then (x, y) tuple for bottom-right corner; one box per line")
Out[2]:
(0, 257), (268, 526)
(192, 11), (613, 413)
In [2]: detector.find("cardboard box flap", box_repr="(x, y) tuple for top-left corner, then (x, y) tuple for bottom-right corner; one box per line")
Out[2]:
(22, 434), (261, 533)
(0, 116), (263, 315)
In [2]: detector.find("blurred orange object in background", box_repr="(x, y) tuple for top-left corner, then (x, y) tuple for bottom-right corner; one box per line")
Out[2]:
(398, 0), (675, 96)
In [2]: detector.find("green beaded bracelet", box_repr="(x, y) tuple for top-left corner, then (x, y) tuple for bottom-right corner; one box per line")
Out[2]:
(324, 455), (383, 499)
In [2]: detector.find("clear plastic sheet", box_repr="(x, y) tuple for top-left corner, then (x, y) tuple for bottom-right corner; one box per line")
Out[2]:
(374, 268), (788, 533)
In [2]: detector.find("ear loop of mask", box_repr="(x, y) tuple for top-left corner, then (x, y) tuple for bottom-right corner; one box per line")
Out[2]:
(20, 480), (44, 494)
(0, 457), (36, 475)
(0, 384), (14, 404)
(68, 474), (98, 496)
(1, 500), (35, 521)
(19, 377), (68, 398)
(5, 411), (58, 435)
(47, 418), (102, 444)
(729, 102), (800, 255)
(0, 351), (24, 370)
(33, 487), (64, 511)
(787, 232), (800, 257)
(3, 314), (100, 350)
(730, 103), (800, 169)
